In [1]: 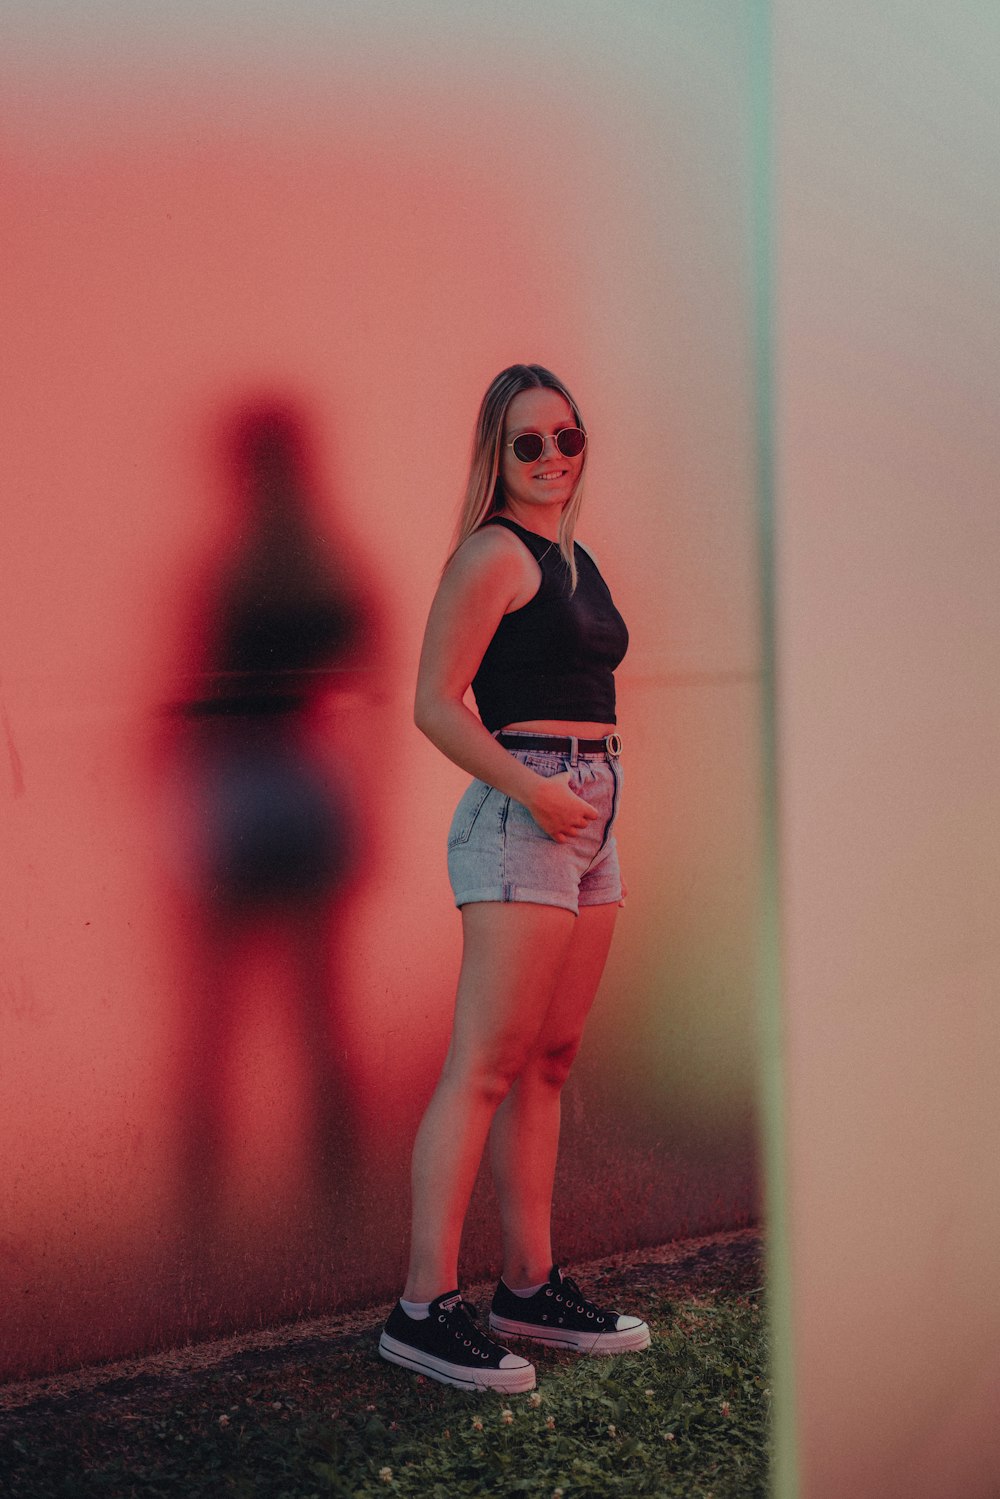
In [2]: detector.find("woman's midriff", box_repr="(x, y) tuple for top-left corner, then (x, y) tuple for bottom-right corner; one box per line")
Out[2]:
(502, 719), (618, 738)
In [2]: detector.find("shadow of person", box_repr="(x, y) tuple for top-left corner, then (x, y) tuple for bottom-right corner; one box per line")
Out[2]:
(170, 397), (381, 1263)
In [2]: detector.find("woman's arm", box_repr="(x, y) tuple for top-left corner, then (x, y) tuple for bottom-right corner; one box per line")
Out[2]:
(414, 528), (599, 844)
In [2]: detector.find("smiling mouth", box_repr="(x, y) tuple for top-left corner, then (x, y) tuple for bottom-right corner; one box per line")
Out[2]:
(534, 470), (568, 482)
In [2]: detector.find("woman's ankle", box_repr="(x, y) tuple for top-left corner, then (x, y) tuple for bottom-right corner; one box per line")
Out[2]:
(500, 1259), (553, 1291)
(402, 1275), (458, 1303)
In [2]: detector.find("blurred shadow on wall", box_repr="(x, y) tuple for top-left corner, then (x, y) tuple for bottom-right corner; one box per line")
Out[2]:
(166, 396), (383, 1272)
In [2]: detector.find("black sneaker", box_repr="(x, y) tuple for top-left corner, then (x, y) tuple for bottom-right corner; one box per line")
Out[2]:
(378, 1291), (536, 1392)
(489, 1265), (651, 1355)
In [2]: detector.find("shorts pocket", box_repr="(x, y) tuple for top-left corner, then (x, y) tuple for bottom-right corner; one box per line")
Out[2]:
(517, 753), (571, 778)
(447, 779), (493, 848)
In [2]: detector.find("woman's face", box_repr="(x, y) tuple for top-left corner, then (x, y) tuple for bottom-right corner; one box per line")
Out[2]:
(499, 387), (584, 520)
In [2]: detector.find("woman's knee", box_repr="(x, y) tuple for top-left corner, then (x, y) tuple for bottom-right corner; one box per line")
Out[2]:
(524, 1036), (582, 1091)
(442, 1045), (530, 1107)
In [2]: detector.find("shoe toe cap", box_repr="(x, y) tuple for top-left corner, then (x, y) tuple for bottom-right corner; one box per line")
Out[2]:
(614, 1315), (647, 1332)
(499, 1352), (532, 1369)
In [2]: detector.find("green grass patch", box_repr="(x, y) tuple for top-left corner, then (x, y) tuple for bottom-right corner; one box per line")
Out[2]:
(0, 1286), (768, 1498)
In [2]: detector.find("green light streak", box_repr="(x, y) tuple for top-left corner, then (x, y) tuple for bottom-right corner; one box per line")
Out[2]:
(747, 4), (799, 1497)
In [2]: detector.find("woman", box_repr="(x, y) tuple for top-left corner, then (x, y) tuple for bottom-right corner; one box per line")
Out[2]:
(379, 364), (649, 1393)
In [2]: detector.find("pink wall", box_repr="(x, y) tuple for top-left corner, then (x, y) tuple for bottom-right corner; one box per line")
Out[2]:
(1, 10), (762, 1378)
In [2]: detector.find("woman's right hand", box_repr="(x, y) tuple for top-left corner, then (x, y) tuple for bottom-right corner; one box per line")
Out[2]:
(526, 770), (601, 843)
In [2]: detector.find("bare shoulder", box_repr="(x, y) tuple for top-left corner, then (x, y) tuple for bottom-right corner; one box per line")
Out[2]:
(452, 522), (529, 564)
(420, 526), (535, 689)
(446, 524), (538, 590)
(434, 523), (539, 620)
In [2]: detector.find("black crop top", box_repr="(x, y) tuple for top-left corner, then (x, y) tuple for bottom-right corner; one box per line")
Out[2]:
(470, 517), (628, 732)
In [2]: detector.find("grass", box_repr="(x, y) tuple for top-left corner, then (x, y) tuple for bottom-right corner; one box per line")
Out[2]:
(0, 1237), (768, 1499)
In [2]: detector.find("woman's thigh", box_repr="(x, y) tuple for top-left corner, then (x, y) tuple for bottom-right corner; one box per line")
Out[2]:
(447, 902), (577, 1072)
(528, 901), (619, 1058)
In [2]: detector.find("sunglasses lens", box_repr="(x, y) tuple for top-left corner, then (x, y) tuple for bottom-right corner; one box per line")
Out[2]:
(511, 433), (544, 463)
(556, 427), (586, 457)
(509, 429), (586, 463)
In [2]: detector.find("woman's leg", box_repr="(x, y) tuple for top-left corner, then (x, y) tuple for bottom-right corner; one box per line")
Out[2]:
(403, 900), (577, 1303)
(489, 901), (619, 1289)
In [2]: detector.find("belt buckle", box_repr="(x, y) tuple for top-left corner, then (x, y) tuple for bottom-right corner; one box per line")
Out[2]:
(606, 733), (623, 757)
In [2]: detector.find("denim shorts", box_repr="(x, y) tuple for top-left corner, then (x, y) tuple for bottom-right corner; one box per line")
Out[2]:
(446, 741), (623, 915)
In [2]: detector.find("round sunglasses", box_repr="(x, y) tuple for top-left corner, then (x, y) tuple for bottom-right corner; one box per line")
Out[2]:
(505, 426), (587, 464)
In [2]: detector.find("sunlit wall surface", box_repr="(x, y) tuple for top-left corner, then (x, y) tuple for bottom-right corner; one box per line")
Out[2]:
(775, 3), (1000, 1496)
(1, 3), (763, 1377)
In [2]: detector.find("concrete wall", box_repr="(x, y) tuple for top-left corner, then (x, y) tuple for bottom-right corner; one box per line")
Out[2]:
(1, 4), (763, 1379)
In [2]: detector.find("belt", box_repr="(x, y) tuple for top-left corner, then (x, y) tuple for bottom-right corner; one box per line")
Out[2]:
(497, 731), (622, 758)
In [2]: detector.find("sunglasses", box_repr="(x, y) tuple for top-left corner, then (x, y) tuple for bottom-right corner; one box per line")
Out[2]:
(505, 427), (587, 464)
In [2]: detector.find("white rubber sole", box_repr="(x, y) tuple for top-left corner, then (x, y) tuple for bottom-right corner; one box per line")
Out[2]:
(488, 1313), (652, 1356)
(378, 1331), (536, 1392)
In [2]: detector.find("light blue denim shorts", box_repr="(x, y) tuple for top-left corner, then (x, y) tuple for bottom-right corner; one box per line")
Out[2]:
(447, 737), (623, 916)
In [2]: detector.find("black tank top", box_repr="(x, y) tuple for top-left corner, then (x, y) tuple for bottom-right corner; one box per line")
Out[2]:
(470, 516), (629, 732)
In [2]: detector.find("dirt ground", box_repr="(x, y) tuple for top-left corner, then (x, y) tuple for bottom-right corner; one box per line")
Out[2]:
(0, 1227), (763, 1426)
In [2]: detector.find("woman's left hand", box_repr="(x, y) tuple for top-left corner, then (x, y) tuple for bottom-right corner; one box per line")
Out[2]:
(618, 875), (628, 908)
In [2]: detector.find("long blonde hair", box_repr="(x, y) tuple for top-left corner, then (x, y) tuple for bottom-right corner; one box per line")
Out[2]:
(447, 364), (587, 590)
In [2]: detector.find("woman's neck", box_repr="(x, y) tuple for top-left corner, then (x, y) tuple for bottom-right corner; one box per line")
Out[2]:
(496, 503), (563, 542)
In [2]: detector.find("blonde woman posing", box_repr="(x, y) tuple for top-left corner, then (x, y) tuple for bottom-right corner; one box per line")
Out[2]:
(379, 364), (649, 1392)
